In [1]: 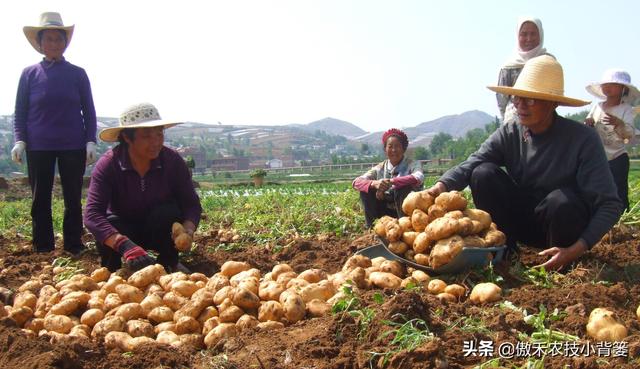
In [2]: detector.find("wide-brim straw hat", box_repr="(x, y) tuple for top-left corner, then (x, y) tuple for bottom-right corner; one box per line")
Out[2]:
(585, 69), (640, 103)
(99, 102), (182, 142)
(23, 12), (75, 54)
(488, 55), (590, 107)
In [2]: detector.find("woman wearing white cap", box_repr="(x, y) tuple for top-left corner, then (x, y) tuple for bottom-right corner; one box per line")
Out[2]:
(496, 17), (552, 124)
(11, 12), (97, 254)
(584, 69), (639, 210)
(84, 103), (201, 272)
(428, 55), (623, 271)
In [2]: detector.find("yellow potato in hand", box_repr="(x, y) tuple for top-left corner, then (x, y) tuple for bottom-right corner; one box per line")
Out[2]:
(172, 222), (186, 240)
(174, 233), (192, 252)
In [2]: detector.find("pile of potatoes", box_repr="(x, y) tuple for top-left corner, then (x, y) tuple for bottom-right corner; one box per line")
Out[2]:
(374, 190), (506, 268)
(1, 253), (503, 352)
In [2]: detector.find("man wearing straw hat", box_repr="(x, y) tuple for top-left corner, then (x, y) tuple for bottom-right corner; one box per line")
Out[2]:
(427, 55), (623, 271)
(84, 103), (201, 272)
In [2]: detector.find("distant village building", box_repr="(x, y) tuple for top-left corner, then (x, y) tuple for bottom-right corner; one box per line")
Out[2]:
(176, 147), (207, 171)
(210, 157), (250, 171)
(266, 158), (283, 168)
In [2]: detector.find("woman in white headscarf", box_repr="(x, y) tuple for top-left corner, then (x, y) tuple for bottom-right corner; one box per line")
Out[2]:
(496, 17), (552, 123)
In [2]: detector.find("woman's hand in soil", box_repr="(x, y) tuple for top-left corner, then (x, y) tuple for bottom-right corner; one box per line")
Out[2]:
(537, 239), (588, 271)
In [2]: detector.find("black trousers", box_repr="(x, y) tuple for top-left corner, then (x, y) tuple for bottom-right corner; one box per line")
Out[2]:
(97, 202), (182, 272)
(469, 163), (590, 250)
(26, 150), (86, 252)
(609, 154), (629, 211)
(360, 186), (414, 229)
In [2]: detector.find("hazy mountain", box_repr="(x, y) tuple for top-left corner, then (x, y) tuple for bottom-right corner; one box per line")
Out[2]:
(290, 117), (367, 139)
(354, 110), (495, 147)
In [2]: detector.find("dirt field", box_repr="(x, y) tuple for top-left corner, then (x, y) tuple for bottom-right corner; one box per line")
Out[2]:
(1, 225), (639, 369)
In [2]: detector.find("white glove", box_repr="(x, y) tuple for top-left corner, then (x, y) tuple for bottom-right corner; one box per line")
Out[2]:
(86, 142), (97, 165)
(11, 141), (26, 164)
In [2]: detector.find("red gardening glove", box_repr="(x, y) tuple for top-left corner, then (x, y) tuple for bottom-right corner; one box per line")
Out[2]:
(115, 238), (155, 271)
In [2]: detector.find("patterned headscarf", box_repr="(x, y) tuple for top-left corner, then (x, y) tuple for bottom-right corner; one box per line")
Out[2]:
(382, 128), (409, 150)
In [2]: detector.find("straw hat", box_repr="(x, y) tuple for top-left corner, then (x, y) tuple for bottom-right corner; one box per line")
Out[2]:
(99, 103), (182, 142)
(23, 12), (75, 54)
(585, 69), (640, 103)
(488, 55), (590, 107)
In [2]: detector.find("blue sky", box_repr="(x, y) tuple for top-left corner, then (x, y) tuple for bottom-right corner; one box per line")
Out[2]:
(2, 0), (638, 133)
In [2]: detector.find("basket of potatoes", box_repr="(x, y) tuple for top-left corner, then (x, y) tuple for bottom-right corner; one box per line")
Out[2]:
(357, 190), (507, 275)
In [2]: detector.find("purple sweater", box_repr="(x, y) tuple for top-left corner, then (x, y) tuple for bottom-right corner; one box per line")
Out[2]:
(14, 58), (97, 150)
(84, 145), (202, 246)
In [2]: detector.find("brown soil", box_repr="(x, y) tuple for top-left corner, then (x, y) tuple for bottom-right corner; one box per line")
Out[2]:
(1, 219), (639, 368)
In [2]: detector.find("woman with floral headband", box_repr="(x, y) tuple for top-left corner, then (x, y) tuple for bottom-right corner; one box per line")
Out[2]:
(352, 128), (424, 228)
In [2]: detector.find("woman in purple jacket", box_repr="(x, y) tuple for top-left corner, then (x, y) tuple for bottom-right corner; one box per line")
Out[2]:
(84, 103), (201, 272)
(11, 12), (97, 254)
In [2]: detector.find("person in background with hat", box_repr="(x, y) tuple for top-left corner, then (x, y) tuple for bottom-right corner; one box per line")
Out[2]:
(427, 55), (623, 271)
(84, 103), (201, 272)
(11, 12), (97, 254)
(584, 69), (639, 211)
(353, 128), (424, 228)
(496, 17), (552, 124)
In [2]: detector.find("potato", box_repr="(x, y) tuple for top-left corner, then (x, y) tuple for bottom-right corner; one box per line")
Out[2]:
(388, 241), (409, 255)
(155, 321), (177, 334)
(256, 321), (285, 331)
(214, 286), (236, 306)
(220, 261), (251, 277)
(298, 269), (327, 284)
(457, 217), (475, 236)
(483, 230), (506, 247)
(469, 283), (502, 304)
(427, 279), (447, 295)
(156, 330), (179, 345)
(202, 317), (221, 336)
(218, 304), (244, 324)
(463, 208), (492, 232)
(172, 222), (186, 239)
(87, 297), (105, 311)
(128, 264), (165, 288)
(300, 281), (335, 303)
(429, 236), (464, 269)
(342, 255), (372, 273)
(236, 278), (259, 295)
(140, 294), (164, 317)
(385, 220), (403, 242)
(206, 274), (230, 291)
(49, 299), (80, 316)
(282, 293), (305, 323)
(258, 301), (284, 322)
(18, 280), (43, 294)
(398, 216), (413, 233)
(306, 299), (331, 317)
(90, 267), (111, 283)
(24, 318), (45, 333)
(104, 293), (123, 312)
(463, 235), (487, 248)
(412, 233), (431, 255)
(444, 284), (466, 299)
(401, 276), (419, 289)
(204, 323), (237, 349)
(13, 291), (37, 310)
(401, 232), (419, 247)
(115, 303), (144, 320)
(346, 267), (369, 290)
(637, 305), (640, 320)
(411, 270), (430, 284)
(369, 272), (402, 289)
(425, 217), (460, 242)
(91, 316), (126, 338)
(435, 191), (467, 212)
(436, 293), (458, 303)
(402, 191), (434, 215)
(126, 319), (154, 338)
(413, 253), (430, 266)
(69, 324), (91, 338)
(197, 306), (219, 326)
(115, 284), (144, 304)
(171, 280), (199, 298)
(174, 290), (214, 321)
(174, 334), (204, 350)
(427, 204), (446, 221)
(158, 272), (188, 291)
(163, 291), (188, 311)
(286, 278), (310, 290)
(444, 210), (464, 219)
(275, 271), (298, 286)
(104, 331), (132, 351)
(411, 209), (430, 233)
(148, 306), (174, 324)
(81, 308), (105, 327)
(128, 336), (156, 350)
(9, 306), (33, 327)
(586, 308), (628, 342)
(235, 314), (259, 331)
(379, 260), (405, 278)
(175, 316), (201, 334)
(233, 288), (261, 310)
(174, 233), (192, 252)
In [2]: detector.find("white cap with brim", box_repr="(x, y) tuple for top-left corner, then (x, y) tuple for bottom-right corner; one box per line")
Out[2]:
(488, 55), (590, 107)
(99, 102), (182, 142)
